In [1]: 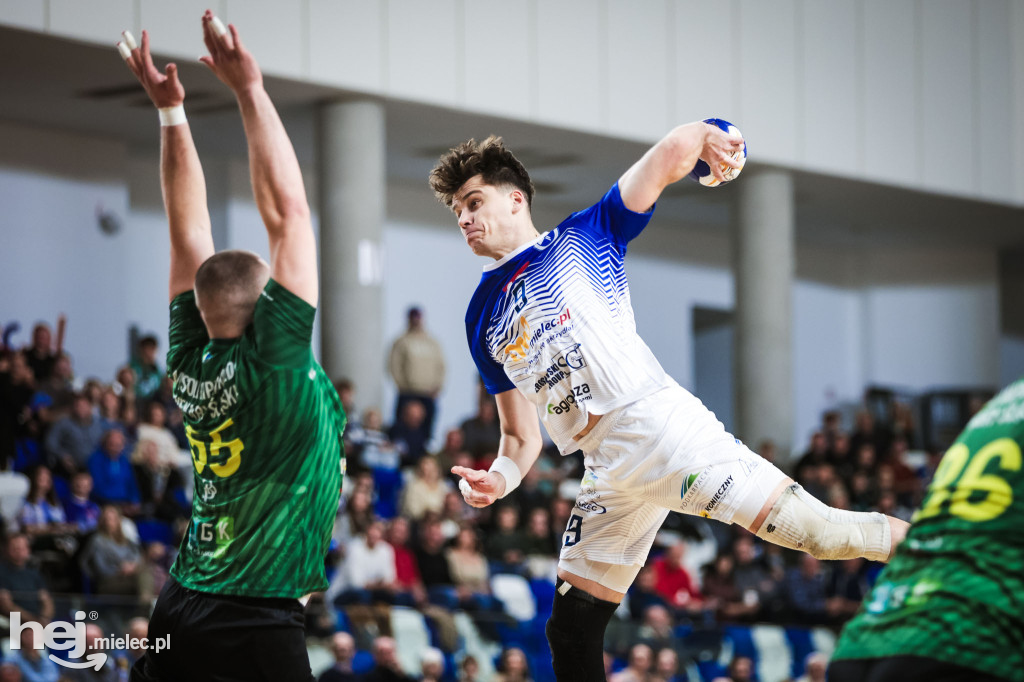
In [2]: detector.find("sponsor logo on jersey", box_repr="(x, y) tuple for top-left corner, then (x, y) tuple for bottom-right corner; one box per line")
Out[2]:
(699, 475), (734, 519)
(503, 308), (572, 362)
(680, 467), (712, 508)
(534, 344), (587, 392)
(547, 383), (591, 415)
(576, 470), (606, 514)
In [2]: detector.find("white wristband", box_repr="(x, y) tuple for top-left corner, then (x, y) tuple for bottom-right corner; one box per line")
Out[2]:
(158, 105), (187, 127)
(488, 456), (522, 499)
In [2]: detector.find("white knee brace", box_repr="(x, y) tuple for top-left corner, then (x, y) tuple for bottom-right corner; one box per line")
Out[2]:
(755, 484), (892, 562)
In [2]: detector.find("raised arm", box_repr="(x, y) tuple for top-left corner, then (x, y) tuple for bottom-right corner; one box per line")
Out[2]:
(199, 12), (318, 306)
(453, 388), (544, 508)
(617, 121), (745, 214)
(120, 29), (215, 302)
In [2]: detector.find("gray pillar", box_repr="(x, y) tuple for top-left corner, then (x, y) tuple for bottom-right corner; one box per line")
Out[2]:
(733, 169), (795, 460)
(319, 100), (386, 413)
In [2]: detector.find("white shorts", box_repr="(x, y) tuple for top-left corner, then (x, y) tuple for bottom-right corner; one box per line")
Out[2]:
(558, 381), (790, 568)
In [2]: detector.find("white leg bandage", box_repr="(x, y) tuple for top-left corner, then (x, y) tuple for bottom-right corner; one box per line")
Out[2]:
(755, 484), (892, 562)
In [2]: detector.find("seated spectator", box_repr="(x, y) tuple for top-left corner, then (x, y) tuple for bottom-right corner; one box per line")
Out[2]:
(459, 397), (501, 462)
(399, 456), (451, 521)
(732, 536), (781, 620)
(611, 643), (653, 682)
(627, 566), (670, 621)
(21, 322), (59, 384)
(826, 557), (868, 624)
(386, 517), (424, 604)
(651, 543), (703, 614)
(96, 388), (129, 438)
(653, 647), (683, 682)
(714, 655), (753, 682)
(458, 655), (481, 682)
(120, 617), (150, 670)
(782, 554), (828, 625)
(432, 427), (468, 478)
(637, 604), (677, 653)
(494, 647), (533, 682)
(521, 507), (557, 578)
(0, 534), (54, 625)
(317, 631), (357, 682)
(132, 440), (187, 522)
(363, 636), (415, 682)
(484, 505), (526, 567)
(6, 625), (61, 682)
(353, 410), (403, 519)
(446, 526), (493, 603)
(38, 353), (75, 412)
(439, 490), (476, 540)
(389, 400), (429, 468)
(333, 487), (376, 549)
(44, 393), (103, 476)
(0, 350), (36, 471)
(414, 517), (456, 604)
(134, 401), (186, 471)
(700, 553), (757, 622)
(79, 505), (142, 596)
(17, 465), (74, 541)
(139, 541), (170, 603)
(326, 520), (397, 606)
(796, 652), (828, 682)
(64, 471), (101, 534)
(88, 429), (140, 514)
(419, 647), (445, 682)
(130, 335), (163, 402)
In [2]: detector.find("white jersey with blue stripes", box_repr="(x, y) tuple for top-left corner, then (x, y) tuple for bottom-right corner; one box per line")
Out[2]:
(465, 183), (670, 453)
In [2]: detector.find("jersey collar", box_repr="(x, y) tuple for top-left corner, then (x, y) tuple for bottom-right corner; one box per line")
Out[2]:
(482, 233), (546, 272)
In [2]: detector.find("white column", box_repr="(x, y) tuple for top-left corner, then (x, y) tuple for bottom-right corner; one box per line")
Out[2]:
(318, 100), (386, 413)
(733, 169), (795, 459)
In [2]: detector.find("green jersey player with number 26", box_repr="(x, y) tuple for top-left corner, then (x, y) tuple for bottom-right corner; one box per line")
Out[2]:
(830, 377), (1024, 682)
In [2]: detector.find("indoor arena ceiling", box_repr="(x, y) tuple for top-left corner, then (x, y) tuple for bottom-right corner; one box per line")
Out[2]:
(2, 25), (1022, 259)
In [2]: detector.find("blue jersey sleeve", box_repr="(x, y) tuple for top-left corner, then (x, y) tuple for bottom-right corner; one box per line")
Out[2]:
(466, 290), (515, 396)
(561, 182), (655, 247)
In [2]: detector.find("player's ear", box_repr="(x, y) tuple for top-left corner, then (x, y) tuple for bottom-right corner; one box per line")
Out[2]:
(509, 188), (525, 214)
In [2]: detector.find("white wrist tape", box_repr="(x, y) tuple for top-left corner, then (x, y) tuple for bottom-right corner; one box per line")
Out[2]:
(158, 105), (187, 127)
(756, 484), (892, 562)
(488, 456), (522, 498)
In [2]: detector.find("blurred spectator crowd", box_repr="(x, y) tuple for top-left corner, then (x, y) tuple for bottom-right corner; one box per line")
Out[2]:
(0, 315), (952, 682)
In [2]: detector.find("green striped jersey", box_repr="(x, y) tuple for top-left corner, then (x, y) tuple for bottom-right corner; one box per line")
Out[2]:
(166, 279), (345, 599)
(832, 377), (1024, 681)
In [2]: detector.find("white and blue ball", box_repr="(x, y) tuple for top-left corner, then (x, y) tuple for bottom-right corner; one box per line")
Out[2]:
(688, 118), (746, 187)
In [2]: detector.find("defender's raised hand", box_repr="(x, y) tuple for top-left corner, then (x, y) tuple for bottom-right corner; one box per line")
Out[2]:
(199, 10), (262, 95)
(118, 29), (184, 109)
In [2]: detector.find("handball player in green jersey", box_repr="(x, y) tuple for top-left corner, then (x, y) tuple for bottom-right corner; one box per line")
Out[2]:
(830, 378), (1024, 682)
(119, 12), (345, 682)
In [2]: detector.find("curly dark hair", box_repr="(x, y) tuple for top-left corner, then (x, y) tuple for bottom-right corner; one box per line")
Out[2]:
(428, 135), (535, 209)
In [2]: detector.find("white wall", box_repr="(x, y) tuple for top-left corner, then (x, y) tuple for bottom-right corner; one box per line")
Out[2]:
(0, 122), (134, 381)
(0, 118), (1007, 455)
(6, 0), (1022, 205)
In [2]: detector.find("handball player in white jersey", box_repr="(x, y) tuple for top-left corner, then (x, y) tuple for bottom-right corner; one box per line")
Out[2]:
(430, 124), (909, 681)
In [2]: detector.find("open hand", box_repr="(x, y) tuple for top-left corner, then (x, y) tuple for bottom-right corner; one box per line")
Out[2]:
(452, 466), (506, 508)
(199, 10), (262, 96)
(119, 29), (184, 108)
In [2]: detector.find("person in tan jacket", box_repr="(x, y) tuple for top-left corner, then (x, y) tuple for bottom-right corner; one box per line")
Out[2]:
(388, 307), (445, 443)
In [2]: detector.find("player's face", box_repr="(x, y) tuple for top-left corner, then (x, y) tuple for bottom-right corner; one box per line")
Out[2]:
(451, 175), (516, 257)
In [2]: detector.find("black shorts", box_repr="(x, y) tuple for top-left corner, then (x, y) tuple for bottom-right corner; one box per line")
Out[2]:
(828, 656), (1010, 682)
(130, 577), (313, 682)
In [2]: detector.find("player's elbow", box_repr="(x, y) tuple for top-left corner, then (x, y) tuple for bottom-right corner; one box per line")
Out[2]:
(659, 124), (704, 173)
(264, 196), (311, 233)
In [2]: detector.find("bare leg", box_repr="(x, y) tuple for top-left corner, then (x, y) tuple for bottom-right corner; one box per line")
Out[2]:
(556, 568), (625, 604)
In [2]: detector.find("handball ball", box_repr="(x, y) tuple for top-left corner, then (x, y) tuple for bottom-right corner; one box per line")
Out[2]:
(689, 118), (746, 187)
